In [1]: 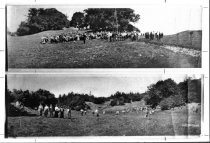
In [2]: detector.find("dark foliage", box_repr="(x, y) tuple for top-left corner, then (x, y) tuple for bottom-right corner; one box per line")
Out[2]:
(7, 78), (201, 111)
(16, 8), (70, 36)
(57, 92), (88, 110)
(7, 89), (57, 109)
(144, 78), (201, 110)
(70, 12), (85, 29)
(159, 94), (185, 110)
(144, 78), (178, 108)
(70, 8), (140, 32)
(109, 91), (145, 106)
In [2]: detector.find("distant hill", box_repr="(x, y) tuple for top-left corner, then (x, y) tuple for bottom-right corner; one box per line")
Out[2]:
(162, 30), (202, 50)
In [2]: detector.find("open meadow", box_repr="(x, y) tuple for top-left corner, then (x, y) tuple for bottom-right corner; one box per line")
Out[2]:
(7, 30), (201, 68)
(7, 101), (201, 137)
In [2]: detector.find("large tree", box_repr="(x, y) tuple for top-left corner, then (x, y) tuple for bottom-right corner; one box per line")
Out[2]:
(70, 12), (85, 29)
(144, 79), (178, 108)
(72, 8), (140, 32)
(16, 8), (70, 36)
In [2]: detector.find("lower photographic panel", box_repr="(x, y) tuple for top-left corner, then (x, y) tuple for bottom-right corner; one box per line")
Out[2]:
(5, 74), (202, 137)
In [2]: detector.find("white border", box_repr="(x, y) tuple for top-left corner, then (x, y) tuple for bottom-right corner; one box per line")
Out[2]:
(0, 0), (209, 142)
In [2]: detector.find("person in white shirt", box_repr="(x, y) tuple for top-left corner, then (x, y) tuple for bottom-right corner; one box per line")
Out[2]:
(95, 109), (99, 118)
(54, 105), (60, 118)
(38, 104), (43, 116)
(67, 106), (71, 119)
(44, 105), (49, 117)
(107, 31), (112, 42)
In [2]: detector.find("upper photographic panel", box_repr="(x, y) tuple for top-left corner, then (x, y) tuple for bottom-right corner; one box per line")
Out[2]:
(7, 5), (202, 69)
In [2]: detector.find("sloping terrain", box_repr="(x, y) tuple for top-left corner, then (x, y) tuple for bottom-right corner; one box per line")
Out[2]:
(7, 102), (200, 136)
(162, 30), (202, 50)
(7, 30), (201, 68)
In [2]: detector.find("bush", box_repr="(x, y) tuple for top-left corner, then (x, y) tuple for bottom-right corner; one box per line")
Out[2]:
(110, 99), (117, 106)
(16, 8), (70, 36)
(173, 94), (185, 107)
(8, 89), (58, 109)
(145, 79), (178, 108)
(159, 94), (185, 110)
(159, 96), (174, 110)
(16, 23), (31, 36)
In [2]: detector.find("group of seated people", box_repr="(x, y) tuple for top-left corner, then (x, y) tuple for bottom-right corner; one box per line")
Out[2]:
(40, 31), (141, 44)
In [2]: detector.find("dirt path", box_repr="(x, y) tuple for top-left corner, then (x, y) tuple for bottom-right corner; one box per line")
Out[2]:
(163, 45), (201, 57)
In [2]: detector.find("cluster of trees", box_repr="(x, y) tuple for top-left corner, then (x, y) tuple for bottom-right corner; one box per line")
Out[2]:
(7, 89), (57, 109)
(7, 78), (201, 111)
(109, 91), (145, 106)
(16, 8), (140, 36)
(7, 89), (109, 110)
(144, 78), (201, 110)
(57, 92), (108, 110)
(16, 8), (70, 36)
(70, 8), (140, 32)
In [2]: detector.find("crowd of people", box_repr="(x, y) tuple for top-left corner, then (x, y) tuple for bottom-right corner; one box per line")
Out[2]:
(144, 32), (164, 40)
(41, 32), (87, 44)
(40, 31), (141, 44)
(37, 104), (98, 119)
(38, 104), (72, 119)
(15, 101), (154, 120)
(41, 30), (165, 44)
(40, 30), (164, 44)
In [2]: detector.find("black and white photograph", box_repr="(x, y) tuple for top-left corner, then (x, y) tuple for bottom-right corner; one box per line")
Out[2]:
(7, 5), (202, 69)
(0, 0), (209, 142)
(6, 74), (202, 137)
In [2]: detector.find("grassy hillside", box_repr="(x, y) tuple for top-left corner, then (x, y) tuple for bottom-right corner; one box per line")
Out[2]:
(7, 102), (201, 136)
(7, 30), (201, 68)
(162, 30), (202, 50)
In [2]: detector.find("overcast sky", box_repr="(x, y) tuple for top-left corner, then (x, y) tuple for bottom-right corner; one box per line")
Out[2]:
(7, 74), (201, 97)
(7, 5), (202, 35)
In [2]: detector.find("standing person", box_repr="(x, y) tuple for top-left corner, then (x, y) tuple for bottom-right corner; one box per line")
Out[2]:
(67, 106), (71, 119)
(38, 104), (43, 116)
(54, 105), (59, 118)
(44, 105), (49, 117)
(49, 104), (54, 117)
(107, 31), (112, 42)
(95, 108), (99, 119)
(60, 107), (64, 118)
(83, 33), (87, 44)
(80, 109), (84, 116)
(145, 107), (149, 118)
(84, 110), (87, 115)
(76, 34), (80, 41)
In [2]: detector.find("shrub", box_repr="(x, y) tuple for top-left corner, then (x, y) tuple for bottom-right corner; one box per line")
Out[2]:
(16, 23), (31, 36)
(159, 96), (174, 110)
(159, 94), (185, 110)
(110, 99), (117, 106)
(145, 79), (178, 108)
